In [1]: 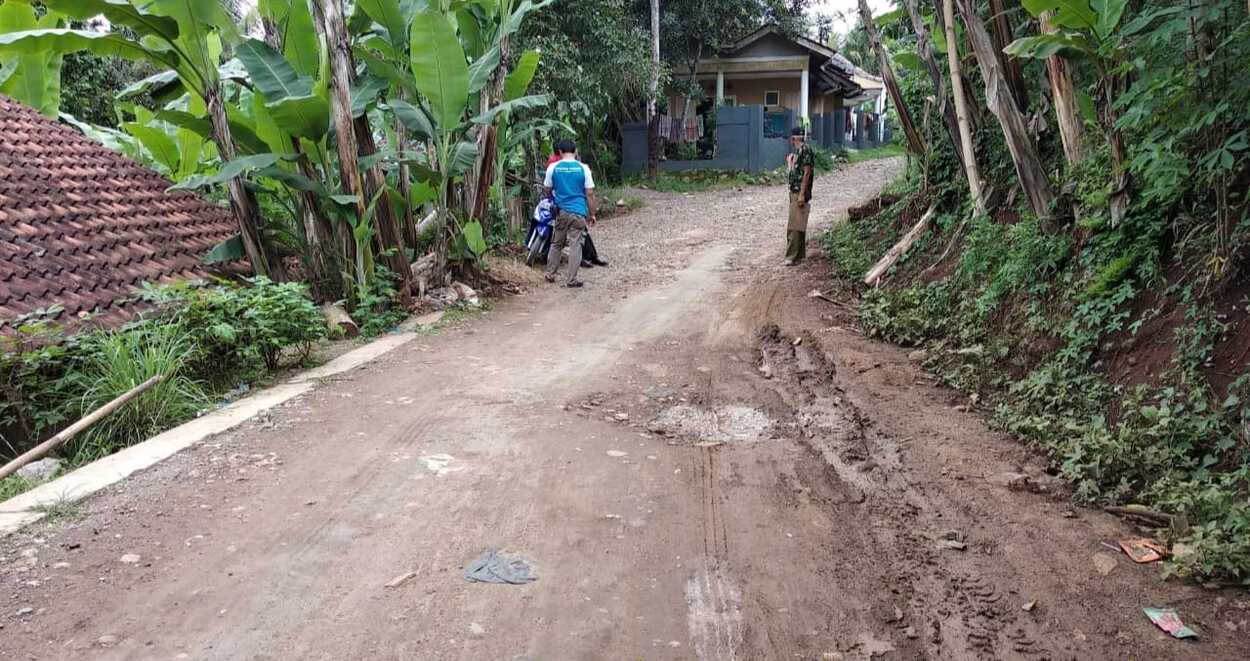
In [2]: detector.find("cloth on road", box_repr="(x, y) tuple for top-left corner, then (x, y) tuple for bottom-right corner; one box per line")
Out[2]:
(463, 549), (537, 584)
(546, 211), (588, 284)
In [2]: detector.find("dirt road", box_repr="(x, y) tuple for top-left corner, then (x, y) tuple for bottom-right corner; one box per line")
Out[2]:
(3, 159), (1247, 660)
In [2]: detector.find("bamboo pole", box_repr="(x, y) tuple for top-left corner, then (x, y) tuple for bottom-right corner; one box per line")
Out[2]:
(943, 0), (988, 216)
(0, 375), (164, 482)
(864, 206), (937, 286)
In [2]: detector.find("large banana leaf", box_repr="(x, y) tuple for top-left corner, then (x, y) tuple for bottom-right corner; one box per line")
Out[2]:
(409, 9), (468, 130)
(469, 93), (550, 125)
(503, 49), (539, 101)
(504, 117), (574, 150)
(357, 46), (414, 95)
(388, 100), (436, 141)
(0, 2), (63, 116)
(170, 152), (298, 190)
(234, 40), (329, 140)
(116, 69), (181, 101)
(256, 167), (331, 197)
(357, 0), (411, 54)
(467, 43), (499, 94)
(258, 0), (318, 76)
(235, 39), (313, 99)
(123, 122), (181, 174)
(267, 94), (329, 141)
(0, 28), (176, 68)
(1020, 0), (1097, 31)
(506, 0), (554, 35)
(42, 0), (179, 40)
(156, 109), (269, 155)
(448, 140), (478, 176)
(350, 74), (389, 117)
(174, 127), (205, 181)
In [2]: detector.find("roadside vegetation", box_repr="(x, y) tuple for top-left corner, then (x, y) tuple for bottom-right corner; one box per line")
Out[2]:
(0, 277), (387, 497)
(825, 0), (1250, 583)
(629, 146), (845, 193)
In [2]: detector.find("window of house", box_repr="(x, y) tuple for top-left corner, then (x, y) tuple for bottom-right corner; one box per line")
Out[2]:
(764, 90), (781, 107)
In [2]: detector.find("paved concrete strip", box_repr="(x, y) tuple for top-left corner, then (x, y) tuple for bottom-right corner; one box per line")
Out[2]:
(289, 332), (416, 383)
(0, 331), (418, 536)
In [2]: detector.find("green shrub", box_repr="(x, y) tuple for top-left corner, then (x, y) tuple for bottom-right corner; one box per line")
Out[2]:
(143, 277), (326, 376)
(859, 284), (954, 346)
(68, 322), (209, 462)
(355, 267), (408, 338)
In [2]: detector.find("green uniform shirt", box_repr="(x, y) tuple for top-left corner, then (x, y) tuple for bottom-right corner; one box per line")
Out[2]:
(788, 145), (814, 200)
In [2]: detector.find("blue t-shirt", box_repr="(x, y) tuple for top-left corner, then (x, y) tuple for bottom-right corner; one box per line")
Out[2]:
(543, 158), (595, 217)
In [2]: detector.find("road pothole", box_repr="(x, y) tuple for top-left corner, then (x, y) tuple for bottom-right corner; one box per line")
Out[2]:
(648, 404), (774, 443)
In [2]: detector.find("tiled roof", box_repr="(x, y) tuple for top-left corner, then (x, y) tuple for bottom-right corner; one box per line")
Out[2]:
(0, 94), (238, 329)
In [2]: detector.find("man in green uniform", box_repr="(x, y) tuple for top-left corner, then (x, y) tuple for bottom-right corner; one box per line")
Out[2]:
(785, 126), (814, 265)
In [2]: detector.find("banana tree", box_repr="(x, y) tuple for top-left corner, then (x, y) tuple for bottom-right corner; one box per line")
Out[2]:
(0, 0), (63, 116)
(0, 0), (277, 278)
(1005, 0), (1164, 224)
(385, 8), (550, 267)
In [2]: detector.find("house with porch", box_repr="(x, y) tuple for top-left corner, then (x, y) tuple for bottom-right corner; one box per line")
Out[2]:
(623, 26), (888, 174)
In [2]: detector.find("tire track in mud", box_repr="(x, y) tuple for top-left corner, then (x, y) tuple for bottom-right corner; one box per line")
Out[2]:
(687, 443), (744, 661)
(753, 324), (1053, 661)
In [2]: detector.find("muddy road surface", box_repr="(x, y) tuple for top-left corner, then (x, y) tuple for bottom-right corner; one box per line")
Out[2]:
(3, 159), (1248, 660)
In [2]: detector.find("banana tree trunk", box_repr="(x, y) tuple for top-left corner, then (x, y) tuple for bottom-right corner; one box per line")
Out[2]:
(395, 117), (419, 249)
(355, 113), (412, 281)
(293, 138), (342, 300)
(1040, 11), (1083, 166)
(942, 0), (988, 215)
(648, 0), (660, 180)
(205, 84), (275, 279)
(858, 0), (925, 155)
(904, 0), (968, 175)
(264, 18), (340, 299)
(957, 0), (1054, 219)
(466, 27), (510, 224)
(316, 0), (411, 295)
(988, 0), (1029, 111)
(1099, 69), (1130, 224)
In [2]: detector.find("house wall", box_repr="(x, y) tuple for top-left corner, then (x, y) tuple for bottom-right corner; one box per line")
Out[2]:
(621, 106), (792, 174)
(718, 77), (801, 111)
(734, 32), (808, 59)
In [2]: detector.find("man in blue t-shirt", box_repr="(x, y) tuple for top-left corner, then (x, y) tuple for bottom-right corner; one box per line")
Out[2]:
(543, 139), (597, 287)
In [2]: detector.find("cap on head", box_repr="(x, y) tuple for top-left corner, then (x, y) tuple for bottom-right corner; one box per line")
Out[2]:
(790, 127), (806, 139)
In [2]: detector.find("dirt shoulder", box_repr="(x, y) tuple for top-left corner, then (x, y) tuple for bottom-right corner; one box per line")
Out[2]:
(1, 158), (1245, 660)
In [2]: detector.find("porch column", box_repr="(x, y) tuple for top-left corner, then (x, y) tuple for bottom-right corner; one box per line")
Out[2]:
(800, 68), (810, 120)
(716, 69), (724, 106)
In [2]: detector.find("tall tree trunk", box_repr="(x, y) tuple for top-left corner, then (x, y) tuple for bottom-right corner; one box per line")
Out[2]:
(905, 0), (968, 175)
(1099, 68), (1131, 224)
(647, 0), (660, 179)
(988, 0), (1029, 110)
(942, 0), (988, 215)
(395, 117), (419, 250)
(929, 0), (981, 132)
(467, 21), (509, 223)
(315, 0), (411, 296)
(957, 0), (1054, 219)
(264, 18), (341, 299)
(355, 114), (412, 286)
(1040, 11), (1083, 166)
(204, 84), (274, 279)
(858, 0), (926, 155)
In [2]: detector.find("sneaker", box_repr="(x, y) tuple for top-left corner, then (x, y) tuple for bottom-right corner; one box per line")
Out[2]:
(566, 280), (584, 288)
(782, 259), (795, 266)
(580, 260), (594, 269)
(544, 274), (556, 283)
(593, 259), (609, 267)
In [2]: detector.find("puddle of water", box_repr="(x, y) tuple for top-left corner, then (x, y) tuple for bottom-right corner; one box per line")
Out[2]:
(651, 405), (773, 443)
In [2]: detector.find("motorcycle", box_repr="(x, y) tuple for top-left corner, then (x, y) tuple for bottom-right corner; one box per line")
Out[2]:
(525, 198), (556, 266)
